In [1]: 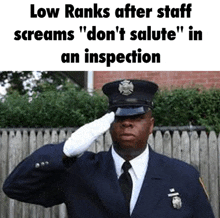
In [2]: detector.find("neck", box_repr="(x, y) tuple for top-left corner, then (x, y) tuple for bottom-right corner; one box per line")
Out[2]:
(113, 144), (147, 161)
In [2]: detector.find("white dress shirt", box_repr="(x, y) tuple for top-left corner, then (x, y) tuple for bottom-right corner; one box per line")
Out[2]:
(111, 145), (149, 215)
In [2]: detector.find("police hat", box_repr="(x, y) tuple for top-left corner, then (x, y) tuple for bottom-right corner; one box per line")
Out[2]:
(102, 79), (158, 116)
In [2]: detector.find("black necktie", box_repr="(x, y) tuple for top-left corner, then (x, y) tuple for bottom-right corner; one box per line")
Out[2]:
(119, 161), (133, 212)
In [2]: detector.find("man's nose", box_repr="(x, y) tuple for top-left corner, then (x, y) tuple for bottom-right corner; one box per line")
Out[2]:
(121, 118), (133, 128)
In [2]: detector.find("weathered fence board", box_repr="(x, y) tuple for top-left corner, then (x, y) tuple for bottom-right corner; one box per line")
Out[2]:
(44, 130), (51, 145)
(154, 131), (163, 154)
(21, 131), (28, 218)
(199, 131), (209, 194)
(29, 130), (38, 218)
(0, 131), (8, 218)
(0, 129), (219, 218)
(163, 131), (172, 158)
(8, 131), (16, 218)
(147, 133), (154, 150)
(181, 131), (190, 164)
(209, 131), (219, 218)
(172, 131), (181, 160)
(190, 131), (200, 171)
(96, 134), (104, 153)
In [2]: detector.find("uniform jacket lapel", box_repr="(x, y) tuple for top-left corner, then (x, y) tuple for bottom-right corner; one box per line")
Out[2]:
(92, 148), (129, 217)
(131, 146), (168, 218)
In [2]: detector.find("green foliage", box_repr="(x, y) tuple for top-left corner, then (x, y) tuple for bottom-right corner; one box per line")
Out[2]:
(0, 85), (108, 128)
(0, 86), (219, 133)
(153, 88), (220, 133)
(0, 71), (33, 95)
(0, 71), (84, 95)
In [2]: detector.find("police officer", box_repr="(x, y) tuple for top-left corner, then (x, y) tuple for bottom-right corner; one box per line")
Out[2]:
(3, 79), (215, 218)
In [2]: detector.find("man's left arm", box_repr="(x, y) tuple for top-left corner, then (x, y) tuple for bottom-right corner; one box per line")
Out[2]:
(192, 176), (215, 218)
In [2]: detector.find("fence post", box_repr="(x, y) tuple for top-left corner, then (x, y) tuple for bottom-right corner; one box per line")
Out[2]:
(44, 129), (51, 145)
(190, 131), (200, 171)
(0, 130), (8, 218)
(208, 131), (219, 218)
(59, 130), (67, 143)
(29, 130), (38, 218)
(22, 130), (29, 218)
(173, 131), (181, 160)
(8, 130), (16, 218)
(96, 134), (104, 153)
(15, 131), (23, 218)
(148, 133), (154, 150)
(163, 131), (172, 158)
(103, 130), (112, 151)
(181, 131), (190, 164)
(199, 131), (209, 194)
(154, 131), (163, 154)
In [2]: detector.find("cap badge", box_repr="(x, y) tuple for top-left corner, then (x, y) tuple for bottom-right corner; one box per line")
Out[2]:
(118, 80), (134, 96)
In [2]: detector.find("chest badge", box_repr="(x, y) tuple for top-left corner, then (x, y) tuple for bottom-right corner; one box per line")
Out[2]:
(168, 188), (182, 210)
(118, 80), (134, 96)
(172, 196), (182, 209)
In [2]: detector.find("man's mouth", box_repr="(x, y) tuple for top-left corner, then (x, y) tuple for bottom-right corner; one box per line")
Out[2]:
(119, 133), (135, 140)
(120, 133), (134, 136)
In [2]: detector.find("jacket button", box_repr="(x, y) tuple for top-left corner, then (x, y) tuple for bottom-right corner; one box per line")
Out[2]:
(35, 163), (40, 168)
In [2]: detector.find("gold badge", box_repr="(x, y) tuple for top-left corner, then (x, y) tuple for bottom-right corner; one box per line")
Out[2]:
(118, 80), (134, 96)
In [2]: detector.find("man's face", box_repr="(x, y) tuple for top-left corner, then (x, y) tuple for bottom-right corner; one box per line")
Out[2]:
(110, 111), (154, 159)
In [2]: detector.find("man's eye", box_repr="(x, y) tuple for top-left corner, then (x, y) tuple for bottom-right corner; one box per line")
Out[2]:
(115, 114), (144, 122)
(132, 114), (144, 120)
(115, 117), (126, 122)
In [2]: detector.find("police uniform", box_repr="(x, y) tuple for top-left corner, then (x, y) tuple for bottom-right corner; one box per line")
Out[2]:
(3, 80), (215, 218)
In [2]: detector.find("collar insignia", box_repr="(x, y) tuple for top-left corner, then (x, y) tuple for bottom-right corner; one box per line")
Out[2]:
(118, 80), (134, 96)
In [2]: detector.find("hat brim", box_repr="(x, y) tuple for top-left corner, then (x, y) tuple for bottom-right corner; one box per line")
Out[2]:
(115, 106), (148, 116)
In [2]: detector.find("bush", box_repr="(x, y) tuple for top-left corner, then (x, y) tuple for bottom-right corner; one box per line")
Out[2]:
(0, 86), (219, 133)
(0, 86), (108, 128)
(153, 88), (220, 133)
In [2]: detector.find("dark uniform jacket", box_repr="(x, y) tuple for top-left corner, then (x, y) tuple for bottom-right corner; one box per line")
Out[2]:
(3, 142), (214, 218)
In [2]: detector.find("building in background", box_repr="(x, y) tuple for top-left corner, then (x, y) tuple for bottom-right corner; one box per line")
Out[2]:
(1, 72), (218, 95)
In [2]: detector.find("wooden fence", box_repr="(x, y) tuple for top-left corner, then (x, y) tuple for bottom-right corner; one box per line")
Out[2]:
(0, 129), (219, 218)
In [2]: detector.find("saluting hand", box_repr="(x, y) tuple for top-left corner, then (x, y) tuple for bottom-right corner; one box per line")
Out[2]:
(63, 112), (115, 157)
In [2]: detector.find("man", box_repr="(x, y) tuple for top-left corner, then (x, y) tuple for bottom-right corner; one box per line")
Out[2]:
(3, 79), (214, 218)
